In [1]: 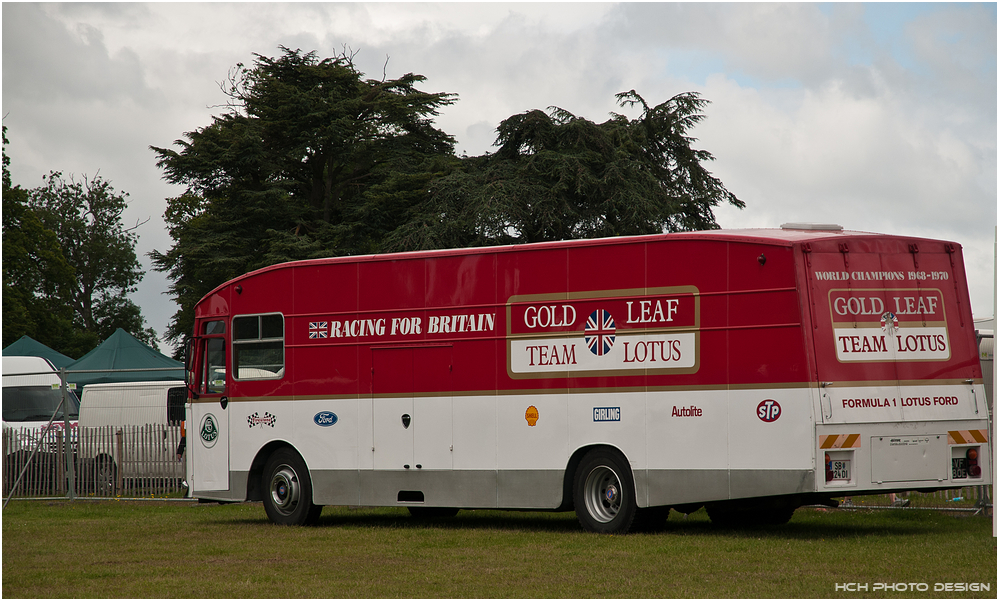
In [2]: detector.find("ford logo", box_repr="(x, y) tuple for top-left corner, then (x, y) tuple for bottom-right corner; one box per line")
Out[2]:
(314, 411), (338, 427)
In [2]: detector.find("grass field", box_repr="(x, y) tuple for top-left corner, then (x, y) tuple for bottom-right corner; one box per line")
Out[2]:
(2, 500), (995, 598)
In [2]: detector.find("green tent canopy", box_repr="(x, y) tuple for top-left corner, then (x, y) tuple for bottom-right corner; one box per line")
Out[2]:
(2, 335), (76, 368)
(66, 328), (184, 387)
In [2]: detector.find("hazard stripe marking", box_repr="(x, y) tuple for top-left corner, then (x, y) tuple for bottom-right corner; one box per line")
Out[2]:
(819, 434), (861, 449)
(947, 429), (989, 445)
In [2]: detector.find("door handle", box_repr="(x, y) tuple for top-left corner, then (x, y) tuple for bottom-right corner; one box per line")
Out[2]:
(964, 380), (979, 414)
(819, 382), (833, 419)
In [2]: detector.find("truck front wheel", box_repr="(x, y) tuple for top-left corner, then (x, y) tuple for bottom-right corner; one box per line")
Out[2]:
(262, 448), (322, 526)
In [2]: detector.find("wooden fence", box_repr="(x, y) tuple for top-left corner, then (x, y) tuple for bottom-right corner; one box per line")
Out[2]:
(3, 424), (186, 498)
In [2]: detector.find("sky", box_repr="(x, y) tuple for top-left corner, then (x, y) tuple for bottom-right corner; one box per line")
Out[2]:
(2, 2), (997, 353)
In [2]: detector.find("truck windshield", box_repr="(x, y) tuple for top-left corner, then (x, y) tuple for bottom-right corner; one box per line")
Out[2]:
(2, 386), (81, 422)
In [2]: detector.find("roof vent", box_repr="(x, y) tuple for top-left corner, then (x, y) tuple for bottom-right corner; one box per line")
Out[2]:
(780, 223), (843, 231)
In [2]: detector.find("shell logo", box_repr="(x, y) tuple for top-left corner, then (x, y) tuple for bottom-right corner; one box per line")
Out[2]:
(525, 405), (539, 426)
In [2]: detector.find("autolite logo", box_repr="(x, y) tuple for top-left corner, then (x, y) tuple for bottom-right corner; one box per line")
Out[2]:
(757, 399), (781, 422)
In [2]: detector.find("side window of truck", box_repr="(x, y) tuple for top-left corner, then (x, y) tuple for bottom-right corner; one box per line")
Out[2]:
(232, 313), (285, 380)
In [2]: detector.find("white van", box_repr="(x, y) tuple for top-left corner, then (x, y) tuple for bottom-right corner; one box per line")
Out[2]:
(78, 381), (186, 492)
(2, 356), (79, 455)
(79, 381), (186, 429)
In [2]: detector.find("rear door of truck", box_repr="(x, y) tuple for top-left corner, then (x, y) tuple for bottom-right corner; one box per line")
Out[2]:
(803, 236), (981, 425)
(802, 235), (987, 488)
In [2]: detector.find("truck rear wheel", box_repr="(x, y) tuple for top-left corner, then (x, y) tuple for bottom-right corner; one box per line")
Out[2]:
(262, 448), (322, 526)
(573, 449), (637, 534)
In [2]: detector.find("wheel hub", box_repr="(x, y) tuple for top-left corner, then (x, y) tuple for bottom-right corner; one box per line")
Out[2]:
(584, 465), (623, 523)
(269, 466), (300, 515)
(604, 484), (619, 504)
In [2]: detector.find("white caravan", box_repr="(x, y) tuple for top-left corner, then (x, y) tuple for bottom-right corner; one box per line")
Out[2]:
(2, 356), (79, 455)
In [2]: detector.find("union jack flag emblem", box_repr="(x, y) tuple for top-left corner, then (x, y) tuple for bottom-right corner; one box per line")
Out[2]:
(880, 311), (898, 336)
(309, 321), (328, 339)
(585, 309), (616, 356)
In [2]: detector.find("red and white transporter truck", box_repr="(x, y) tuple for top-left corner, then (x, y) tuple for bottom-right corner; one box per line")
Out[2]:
(183, 224), (992, 532)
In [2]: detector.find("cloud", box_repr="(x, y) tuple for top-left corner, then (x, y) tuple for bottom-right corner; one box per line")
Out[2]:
(608, 3), (845, 86)
(2, 2), (995, 342)
(2, 4), (154, 106)
(905, 4), (997, 97)
(697, 66), (995, 315)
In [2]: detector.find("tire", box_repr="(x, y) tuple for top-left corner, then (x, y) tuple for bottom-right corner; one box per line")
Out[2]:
(262, 448), (323, 526)
(408, 507), (460, 518)
(573, 448), (637, 534)
(705, 503), (740, 527)
(706, 502), (795, 527)
(756, 505), (795, 525)
(95, 456), (116, 497)
(632, 506), (672, 532)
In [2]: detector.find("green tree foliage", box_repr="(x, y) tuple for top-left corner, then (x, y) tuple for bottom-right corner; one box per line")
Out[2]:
(2, 127), (156, 355)
(150, 47), (458, 351)
(152, 48), (745, 357)
(384, 91), (744, 251)
(26, 172), (159, 349)
(2, 133), (86, 355)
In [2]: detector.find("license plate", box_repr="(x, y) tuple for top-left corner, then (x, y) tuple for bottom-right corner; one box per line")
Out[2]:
(831, 460), (850, 480)
(952, 458), (968, 479)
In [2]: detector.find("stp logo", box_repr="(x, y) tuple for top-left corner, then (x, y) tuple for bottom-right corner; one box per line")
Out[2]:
(757, 399), (781, 422)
